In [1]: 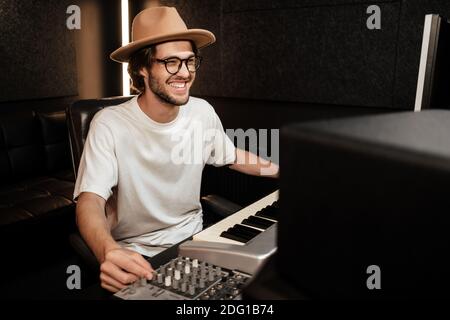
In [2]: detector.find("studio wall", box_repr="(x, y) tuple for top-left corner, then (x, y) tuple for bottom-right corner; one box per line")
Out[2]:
(162, 0), (450, 110)
(0, 0), (77, 102)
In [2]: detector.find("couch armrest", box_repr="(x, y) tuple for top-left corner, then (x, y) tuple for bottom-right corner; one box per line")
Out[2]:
(201, 194), (243, 220)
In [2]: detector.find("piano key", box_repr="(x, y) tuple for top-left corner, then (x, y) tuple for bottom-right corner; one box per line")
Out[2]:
(193, 190), (279, 245)
(249, 215), (276, 226)
(233, 224), (262, 237)
(224, 227), (253, 242)
(263, 205), (279, 217)
(255, 206), (278, 220)
(241, 219), (267, 230)
(242, 216), (275, 229)
(224, 226), (255, 242)
(219, 231), (248, 244)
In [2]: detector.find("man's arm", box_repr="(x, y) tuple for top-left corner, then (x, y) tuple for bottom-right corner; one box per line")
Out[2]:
(76, 192), (154, 292)
(229, 148), (279, 178)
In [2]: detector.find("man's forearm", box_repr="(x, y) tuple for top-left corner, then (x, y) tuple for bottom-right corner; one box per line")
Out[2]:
(76, 194), (120, 263)
(229, 148), (279, 178)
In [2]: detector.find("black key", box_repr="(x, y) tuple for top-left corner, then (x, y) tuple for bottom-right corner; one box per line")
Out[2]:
(241, 218), (266, 230)
(265, 205), (279, 216)
(255, 211), (276, 220)
(220, 231), (248, 243)
(228, 225), (261, 241)
(249, 215), (276, 227)
(242, 216), (275, 229)
(234, 224), (262, 237)
(255, 206), (278, 220)
(225, 226), (254, 242)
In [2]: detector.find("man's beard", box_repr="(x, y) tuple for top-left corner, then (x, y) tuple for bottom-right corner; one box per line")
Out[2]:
(148, 74), (191, 106)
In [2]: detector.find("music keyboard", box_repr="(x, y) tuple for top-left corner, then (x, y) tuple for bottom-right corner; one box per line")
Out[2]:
(179, 190), (279, 274)
(193, 190), (279, 246)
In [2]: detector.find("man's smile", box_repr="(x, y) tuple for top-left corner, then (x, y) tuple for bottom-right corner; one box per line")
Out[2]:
(169, 82), (186, 88)
(168, 79), (190, 94)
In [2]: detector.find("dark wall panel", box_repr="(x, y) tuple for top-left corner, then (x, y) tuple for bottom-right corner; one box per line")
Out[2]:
(0, 0), (78, 102)
(167, 0), (400, 108)
(149, 1), (450, 110)
(222, 2), (400, 107)
(162, 0), (222, 97)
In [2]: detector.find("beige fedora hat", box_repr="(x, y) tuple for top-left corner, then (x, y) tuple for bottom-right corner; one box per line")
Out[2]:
(110, 6), (215, 63)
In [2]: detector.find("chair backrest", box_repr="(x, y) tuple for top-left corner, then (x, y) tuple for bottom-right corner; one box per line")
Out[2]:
(66, 96), (134, 177)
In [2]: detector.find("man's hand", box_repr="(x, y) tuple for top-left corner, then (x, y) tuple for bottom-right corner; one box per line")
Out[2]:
(76, 192), (154, 292)
(100, 246), (154, 292)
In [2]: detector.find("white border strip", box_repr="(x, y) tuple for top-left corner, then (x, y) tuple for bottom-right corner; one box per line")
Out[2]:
(414, 14), (433, 112)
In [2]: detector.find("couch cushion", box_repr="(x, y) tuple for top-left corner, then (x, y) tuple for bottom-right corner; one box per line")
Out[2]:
(0, 207), (33, 225)
(0, 106), (76, 228)
(0, 170), (74, 227)
(37, 111), (72, 172)
(0, 109), (73, 186)
(28, 177), (74, 200)
(0, 111), (46, 182)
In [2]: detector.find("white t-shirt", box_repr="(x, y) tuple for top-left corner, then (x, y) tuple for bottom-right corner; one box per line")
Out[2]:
(73, 96), (236, 257)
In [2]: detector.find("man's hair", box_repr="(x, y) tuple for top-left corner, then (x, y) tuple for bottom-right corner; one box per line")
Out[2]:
(127, 46), (154, 93)
(127, 41), (199, 93)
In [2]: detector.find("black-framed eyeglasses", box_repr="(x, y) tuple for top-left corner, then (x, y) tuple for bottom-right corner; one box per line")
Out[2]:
(155, 56), (202, 75)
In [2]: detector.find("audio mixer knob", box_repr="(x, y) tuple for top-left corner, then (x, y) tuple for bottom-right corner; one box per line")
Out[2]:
(173, 279), (179, 290)
(189, 284), (195, 295)
(165, 276), (172, 287)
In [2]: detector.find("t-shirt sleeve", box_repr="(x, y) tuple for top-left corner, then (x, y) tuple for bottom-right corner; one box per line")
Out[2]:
(206, 110), (236, 167)
(73, 120), (118, 201)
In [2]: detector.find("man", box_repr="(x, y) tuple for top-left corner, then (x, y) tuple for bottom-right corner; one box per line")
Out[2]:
(74, 7), (279, 292)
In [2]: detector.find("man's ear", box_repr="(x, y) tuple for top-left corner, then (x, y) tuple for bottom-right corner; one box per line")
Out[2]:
(139, 67), (149, 78)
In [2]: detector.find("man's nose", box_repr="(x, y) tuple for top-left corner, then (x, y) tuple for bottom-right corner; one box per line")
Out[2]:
(176, 61), (191, 77)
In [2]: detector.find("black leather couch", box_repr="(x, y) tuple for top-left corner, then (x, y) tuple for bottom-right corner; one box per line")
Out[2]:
(0, 107), (79, 295)
(0, 109), (75, 228)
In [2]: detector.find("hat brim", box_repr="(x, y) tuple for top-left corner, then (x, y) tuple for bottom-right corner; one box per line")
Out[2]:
(110, 29), (215, 63)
